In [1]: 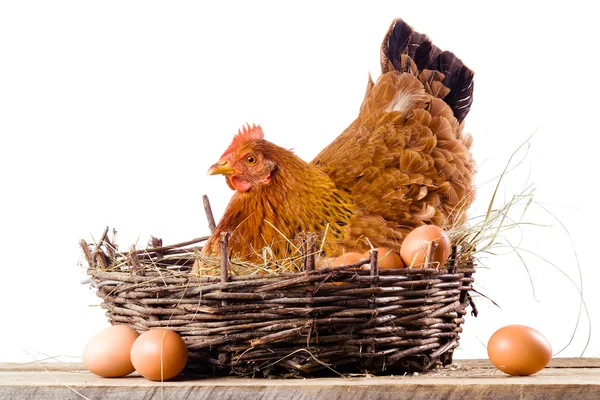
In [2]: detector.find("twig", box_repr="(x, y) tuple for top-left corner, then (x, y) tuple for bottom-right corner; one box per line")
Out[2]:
(220, 232), (230, 306)
(304, 233), (316, 272)
(97, 226), (109, 247)
(128, 244), (144, 276)
(127, 236), (209, 256)
(467, 293), (479, 317)
(79, 240), (94, 268)
(150, 236), (163, 260)
(427, 241), (439, 269)
(203, 194), (217, 233)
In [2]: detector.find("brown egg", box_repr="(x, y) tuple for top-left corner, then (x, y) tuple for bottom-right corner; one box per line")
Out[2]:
(362, 247), (404, 270)
(83, 324), (139, 378)
(332, 252), (366, 267)
(130, 328), (189, 381)
(400, 225), (450, 268)
(487, 325), (552, 376)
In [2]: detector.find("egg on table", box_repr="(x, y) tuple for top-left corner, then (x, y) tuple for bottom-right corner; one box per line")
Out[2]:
(130, 328), (189, 381)
(83, 324), (140, 378)
(487, 324), (552, 376)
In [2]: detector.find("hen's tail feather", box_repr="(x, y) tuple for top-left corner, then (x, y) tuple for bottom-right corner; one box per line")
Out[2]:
(381, 18), (474, 123)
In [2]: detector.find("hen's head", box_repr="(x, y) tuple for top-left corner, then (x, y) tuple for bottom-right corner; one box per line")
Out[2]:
(208, 124), (276, 192)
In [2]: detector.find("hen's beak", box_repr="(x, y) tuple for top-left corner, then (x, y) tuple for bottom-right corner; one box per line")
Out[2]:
(208, 160), (234, 176)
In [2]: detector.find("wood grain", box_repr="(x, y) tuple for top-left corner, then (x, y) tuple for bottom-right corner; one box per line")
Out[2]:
(1, 359), (598, 400)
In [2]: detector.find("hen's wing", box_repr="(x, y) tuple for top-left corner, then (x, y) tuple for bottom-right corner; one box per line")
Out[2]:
(313, 18), (475, 252)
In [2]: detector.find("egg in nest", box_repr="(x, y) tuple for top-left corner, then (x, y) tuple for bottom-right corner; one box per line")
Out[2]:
(400, 225), (450, 268)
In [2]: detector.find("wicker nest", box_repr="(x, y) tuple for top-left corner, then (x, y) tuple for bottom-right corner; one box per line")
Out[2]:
(81, 228), (476, 377)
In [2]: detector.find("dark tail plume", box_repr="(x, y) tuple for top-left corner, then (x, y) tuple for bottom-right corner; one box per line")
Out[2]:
(380, 18), (474, 123)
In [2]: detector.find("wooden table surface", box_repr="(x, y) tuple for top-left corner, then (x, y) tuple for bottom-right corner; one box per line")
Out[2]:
(1, 358), (598, 400)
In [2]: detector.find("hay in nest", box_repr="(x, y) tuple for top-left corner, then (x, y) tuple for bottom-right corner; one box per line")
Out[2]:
(81, 226), (476, 377)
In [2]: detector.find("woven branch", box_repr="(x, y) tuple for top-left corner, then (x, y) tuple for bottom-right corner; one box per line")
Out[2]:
(81, 229), (476, 377)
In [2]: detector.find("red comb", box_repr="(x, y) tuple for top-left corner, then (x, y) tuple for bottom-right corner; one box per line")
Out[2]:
(236, 123), (263, 141)
(220, 124), (264, 158)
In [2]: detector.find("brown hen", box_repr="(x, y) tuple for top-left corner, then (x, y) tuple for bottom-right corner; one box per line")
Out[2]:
(199, 18), (475, 267)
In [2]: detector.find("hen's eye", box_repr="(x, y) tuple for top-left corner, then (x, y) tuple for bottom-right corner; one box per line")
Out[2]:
(246, 155), (256, 165)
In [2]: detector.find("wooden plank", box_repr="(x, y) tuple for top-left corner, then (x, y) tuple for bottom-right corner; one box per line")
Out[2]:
(0, 359), (599, 400)
(449, 357), (600, 369)
(2, 357), (597, 372)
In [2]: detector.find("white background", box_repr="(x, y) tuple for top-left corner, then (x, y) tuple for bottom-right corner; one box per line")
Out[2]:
(1, 1), (598, 363)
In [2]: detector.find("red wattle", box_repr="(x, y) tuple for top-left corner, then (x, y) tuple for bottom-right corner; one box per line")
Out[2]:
(231, 176), (252, 192)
